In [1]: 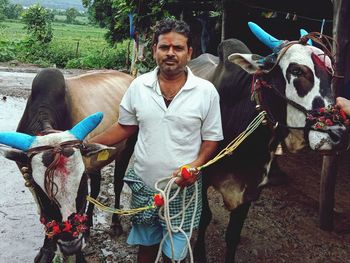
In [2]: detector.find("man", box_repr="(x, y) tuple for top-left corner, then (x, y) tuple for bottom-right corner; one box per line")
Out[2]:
(90, 18), (223, 262)
(337, 97), (350, 115)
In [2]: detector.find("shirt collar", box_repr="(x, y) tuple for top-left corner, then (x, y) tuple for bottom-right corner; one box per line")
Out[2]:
(144, 66), (197, 91)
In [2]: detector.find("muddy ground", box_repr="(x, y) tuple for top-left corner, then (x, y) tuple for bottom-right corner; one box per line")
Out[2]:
(0, 63), (349, 263)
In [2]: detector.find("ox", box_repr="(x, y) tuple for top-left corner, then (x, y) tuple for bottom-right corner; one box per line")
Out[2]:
(0, 69), (134, 262)
(186, 23), (348, 262)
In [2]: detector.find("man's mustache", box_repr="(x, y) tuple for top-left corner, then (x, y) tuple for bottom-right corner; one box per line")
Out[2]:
(164, 58), (177, 63)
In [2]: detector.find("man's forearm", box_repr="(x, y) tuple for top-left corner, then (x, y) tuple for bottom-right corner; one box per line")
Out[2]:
(89, 123), (138, 146)
(189, 140), (219, 168)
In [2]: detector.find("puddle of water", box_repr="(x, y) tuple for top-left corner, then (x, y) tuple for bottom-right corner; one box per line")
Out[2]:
(0, 71), (36, 90)
(0, 97), (26, 130)
(0, 96), (42, 262)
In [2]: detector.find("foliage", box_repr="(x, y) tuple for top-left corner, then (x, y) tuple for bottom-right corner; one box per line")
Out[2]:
(82, 0), (172, 44)
(0, 40), (16, 61)
(65, 8), (78, 24)
(0, 0), (23, 20)
(0, 20), (131, 69)
(65, 40), (129, 69)
(4, 4), (23, 19)
(22, 4), (53, 43)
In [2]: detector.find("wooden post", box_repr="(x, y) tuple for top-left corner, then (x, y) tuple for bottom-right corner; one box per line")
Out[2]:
(319, 154), (338, 230)
(332, 0), (350, 96)
(75, 41), (80, 57)
(221, 0), (226, 41)
(319, 0), (350, 230)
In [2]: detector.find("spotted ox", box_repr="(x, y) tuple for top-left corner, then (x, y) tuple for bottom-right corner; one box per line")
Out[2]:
(0, 69), (134, 262)
(187, 23), (348, 262)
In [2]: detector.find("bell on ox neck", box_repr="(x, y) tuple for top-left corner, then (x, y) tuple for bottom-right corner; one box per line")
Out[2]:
(24, 181), (32, 188)
(255, 104), (262, 111)
(275, 144), (283, 156)
(23, 173), (31, 180)
(21, 166), (29, 174)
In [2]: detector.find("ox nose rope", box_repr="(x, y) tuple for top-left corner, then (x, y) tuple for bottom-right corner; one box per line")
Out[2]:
(86, 111), (267, 263)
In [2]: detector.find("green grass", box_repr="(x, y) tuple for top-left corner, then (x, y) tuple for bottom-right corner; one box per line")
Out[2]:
(0, 20), (27, 40)
(0, 19), (109, 55)
(54, 15), (89, 24)
(0, 19), (132, 69)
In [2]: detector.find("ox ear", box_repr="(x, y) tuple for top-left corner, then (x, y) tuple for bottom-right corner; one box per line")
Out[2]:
(228, 53), (269, 74)
(0, 144), (30, 163)
(81, 142), (115, 157)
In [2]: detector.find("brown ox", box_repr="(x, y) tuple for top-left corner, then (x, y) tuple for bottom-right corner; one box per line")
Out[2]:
(0, 68), (134, 262)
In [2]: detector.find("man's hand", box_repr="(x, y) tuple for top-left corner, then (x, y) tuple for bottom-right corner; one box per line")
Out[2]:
(173, 165), (200, 187)
(336, 97), (350, 116)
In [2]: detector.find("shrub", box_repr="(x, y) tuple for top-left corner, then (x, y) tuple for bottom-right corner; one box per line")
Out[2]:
(48, 42), (76, 68)
(66, 40), (129, 69)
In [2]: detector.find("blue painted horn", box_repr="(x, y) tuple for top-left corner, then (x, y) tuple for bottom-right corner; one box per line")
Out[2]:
(300, 29), (313, 45)
(248, 22), (283, 50)
(70, 112), (103, 140)
(0, 132), (36, 151)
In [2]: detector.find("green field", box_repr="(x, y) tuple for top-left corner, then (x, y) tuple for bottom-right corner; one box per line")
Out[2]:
(54, 15), (89, 24)
(0, 19), (108, 55)
(0, 19), (131, 69)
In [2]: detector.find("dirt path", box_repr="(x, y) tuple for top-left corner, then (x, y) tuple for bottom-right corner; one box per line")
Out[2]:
(0, 64), (349, 263)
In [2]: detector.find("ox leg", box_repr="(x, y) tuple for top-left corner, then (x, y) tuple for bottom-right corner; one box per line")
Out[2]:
(194, 181), (211, 263)
(87, 170), (101, 231)
(111, 134), (137, 237)
(267, 156), (288, 186)
(224, 202), (251, 263)
(34, 238), (56, 263)
(75, 252), (87, 263)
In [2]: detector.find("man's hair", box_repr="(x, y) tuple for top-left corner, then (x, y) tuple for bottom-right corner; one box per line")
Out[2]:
(152, 18), (192, 47)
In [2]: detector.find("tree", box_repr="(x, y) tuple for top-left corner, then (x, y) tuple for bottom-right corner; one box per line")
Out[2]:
(4, 4), (23, 19)
(82, 0), (220, 43)
(66, 7), (79, 24)
(22, 4), (53, 44)
(0, 0), (10, 20)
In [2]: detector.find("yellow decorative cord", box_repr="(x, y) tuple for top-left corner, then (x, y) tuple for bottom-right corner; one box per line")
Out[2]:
(87, 111), (267, 215)
(198, 110), (267, 170)
(86, 195), (155, 215)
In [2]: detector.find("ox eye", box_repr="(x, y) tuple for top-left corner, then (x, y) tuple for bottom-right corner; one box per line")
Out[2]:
(291, 67), (303, 76)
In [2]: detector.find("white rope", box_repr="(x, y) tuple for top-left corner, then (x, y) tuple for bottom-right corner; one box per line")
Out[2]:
(154, 176), (199, 263)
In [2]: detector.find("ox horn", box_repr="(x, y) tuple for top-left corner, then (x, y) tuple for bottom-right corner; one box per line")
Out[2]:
(248, 22), (282, 50)
(70, 112), (103, 140)
(0, 132), (36, 151)
(300, 29), (313, 45)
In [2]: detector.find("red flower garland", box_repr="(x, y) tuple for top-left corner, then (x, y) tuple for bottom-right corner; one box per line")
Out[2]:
(306, 105), (350, 130)
(154, 193), (164, 207)
(181, 166), (192, 180)
(41, 213), (88, 239)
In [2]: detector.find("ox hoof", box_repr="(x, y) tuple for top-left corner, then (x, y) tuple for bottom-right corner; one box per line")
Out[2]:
(108, 223), (124, 237)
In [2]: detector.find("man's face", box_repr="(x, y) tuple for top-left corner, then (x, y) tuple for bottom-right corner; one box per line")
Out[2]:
(153, 31), (193, 76)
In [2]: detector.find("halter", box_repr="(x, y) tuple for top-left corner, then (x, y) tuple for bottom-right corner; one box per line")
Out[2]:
(27, 140), (85, 207)
(250, 34), (348, 137)
(22, 139), (90, 239)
